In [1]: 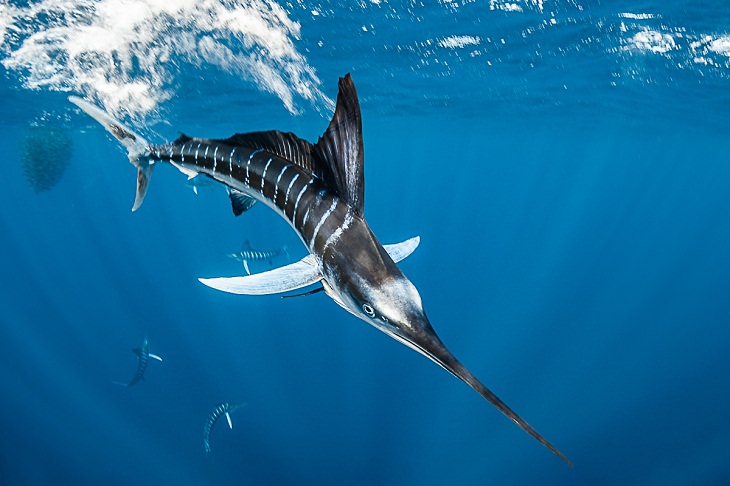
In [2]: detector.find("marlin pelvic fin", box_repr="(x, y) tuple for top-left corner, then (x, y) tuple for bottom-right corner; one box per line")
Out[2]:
(69, 96), (152, 211)
(198, 236), (420, 296)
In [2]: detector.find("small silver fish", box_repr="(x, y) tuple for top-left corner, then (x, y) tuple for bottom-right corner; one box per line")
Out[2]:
(228, 240), (289, 275)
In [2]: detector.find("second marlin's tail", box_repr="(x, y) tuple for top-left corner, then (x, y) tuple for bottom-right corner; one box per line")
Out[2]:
(69, 97), (153, 211)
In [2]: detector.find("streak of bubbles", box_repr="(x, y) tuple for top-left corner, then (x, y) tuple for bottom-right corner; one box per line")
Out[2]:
(0, 0), (333, 120)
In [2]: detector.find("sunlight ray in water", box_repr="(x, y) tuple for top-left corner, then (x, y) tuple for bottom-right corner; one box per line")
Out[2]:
(0, 0), (333, 119)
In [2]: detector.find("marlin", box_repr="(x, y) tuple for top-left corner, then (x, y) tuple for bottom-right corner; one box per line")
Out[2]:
(113, 337), (163, 387)
(203, 402), (246, 454)
(70, 74), (572, 466)
(228, 239), (289, 275)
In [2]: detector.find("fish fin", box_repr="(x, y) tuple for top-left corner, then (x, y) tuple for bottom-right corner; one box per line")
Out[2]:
(69, 96), (152, 211)
(174, 133), (193, 145)
(243, 259), (251, 275)
(170, 161), (199, 179)
(213, 130), (319, 176)
(132, 347), (142, 358)
(209, 75), (364, 213)
(313, 73), (364, 216)
(226, 412), (233, 429)
(228, 189), (257, 216)
(199, 255), (320, 295)
(384, 236), (420, 263)
(281, 286), (325, 299)
(149, 353), (163, 362)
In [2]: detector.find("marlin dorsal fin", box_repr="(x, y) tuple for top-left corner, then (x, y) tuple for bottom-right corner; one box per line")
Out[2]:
(213, 131), (317, 175)
(313, 74), (364, 216)
(206, 75), (364, 214)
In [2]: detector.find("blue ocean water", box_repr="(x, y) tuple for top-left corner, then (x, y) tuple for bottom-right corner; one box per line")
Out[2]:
(1, 1), (730, 485)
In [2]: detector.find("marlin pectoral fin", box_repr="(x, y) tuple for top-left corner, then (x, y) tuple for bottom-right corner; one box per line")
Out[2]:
(383, 236), (420, 263)
(199, 236), (419, 296)
(149, 353), (163, 362)
(199, 255), (320, 295)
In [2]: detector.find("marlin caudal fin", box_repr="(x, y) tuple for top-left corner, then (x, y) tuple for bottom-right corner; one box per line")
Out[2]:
(69, 96), (152, 211)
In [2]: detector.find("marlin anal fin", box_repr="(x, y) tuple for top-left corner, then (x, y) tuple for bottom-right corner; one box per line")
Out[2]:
(170, 161), (198, 179)
(199, 236), (420, 296)
(69, 96), (152, 211)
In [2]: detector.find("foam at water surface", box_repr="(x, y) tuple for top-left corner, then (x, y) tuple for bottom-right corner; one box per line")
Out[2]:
(0, 0), (332, 120)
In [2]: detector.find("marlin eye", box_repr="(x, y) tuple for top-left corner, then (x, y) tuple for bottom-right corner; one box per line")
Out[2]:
(362, 303), (375, 317)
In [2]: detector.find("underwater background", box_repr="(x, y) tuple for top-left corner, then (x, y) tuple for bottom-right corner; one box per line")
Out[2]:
(1, 1), (730, 484)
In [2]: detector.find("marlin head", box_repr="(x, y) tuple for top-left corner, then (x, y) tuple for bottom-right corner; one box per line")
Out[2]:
(322, 219), (573, 467)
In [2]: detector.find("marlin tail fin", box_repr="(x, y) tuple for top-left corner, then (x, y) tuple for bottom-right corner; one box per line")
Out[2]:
(69, 97), (152, 211)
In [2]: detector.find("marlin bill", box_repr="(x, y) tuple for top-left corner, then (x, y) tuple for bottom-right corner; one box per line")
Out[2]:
(70, 74), (572, 466)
